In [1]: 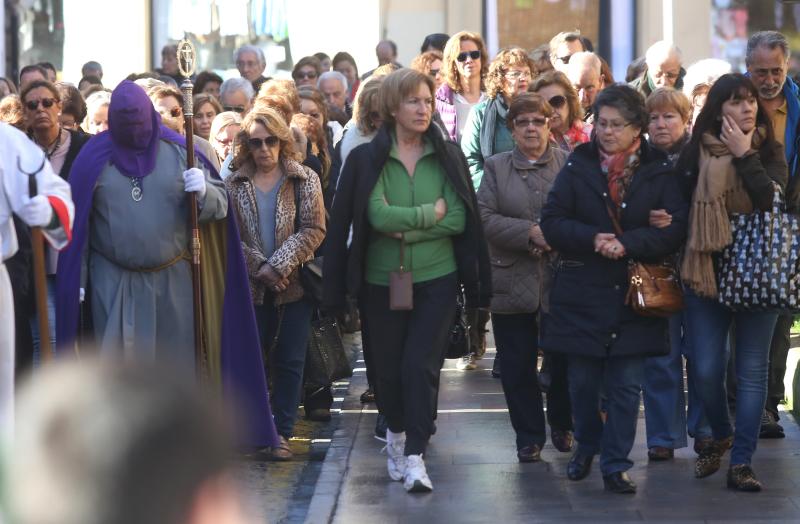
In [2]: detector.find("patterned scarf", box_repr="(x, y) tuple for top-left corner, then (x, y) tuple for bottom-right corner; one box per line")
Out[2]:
(680, 129), (765, 298)
(598, 137), (642, 207)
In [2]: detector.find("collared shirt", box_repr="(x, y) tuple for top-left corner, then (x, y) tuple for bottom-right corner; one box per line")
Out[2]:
(773, 98), (788, 148)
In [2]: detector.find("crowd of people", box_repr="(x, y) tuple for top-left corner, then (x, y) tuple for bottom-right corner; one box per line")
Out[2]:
(1, 27), (798, 507)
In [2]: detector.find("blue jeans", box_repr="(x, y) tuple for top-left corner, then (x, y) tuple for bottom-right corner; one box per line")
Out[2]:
(643, 312), (711, 448)
(29, 275), (56, 365)
(568, 354), (644, 476)
(254, 298), (314, 439)
(683, 290), (778, 465)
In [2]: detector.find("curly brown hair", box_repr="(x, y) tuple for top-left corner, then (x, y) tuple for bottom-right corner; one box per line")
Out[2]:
(529, 70), (583, 126)
(485, 47), (536, 100)
(442, 31), (488, 93)
(297, 87), (331, 187)
(231, 107), (302, 171)
(257, 79), (300, 115)
(410, 50), (443, 77)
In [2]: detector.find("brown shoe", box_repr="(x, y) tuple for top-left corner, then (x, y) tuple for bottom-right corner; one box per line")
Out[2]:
(270, 435), (293, 461)
(727, 464), (762, 492)
(517, 444), (542, 463)
(551, 430), (574, 452)
(647, 446), (674, 461)
(694, 436), (733, 478)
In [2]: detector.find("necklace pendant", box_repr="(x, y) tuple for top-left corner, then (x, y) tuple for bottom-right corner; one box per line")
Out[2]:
(131, 178), (143, 202)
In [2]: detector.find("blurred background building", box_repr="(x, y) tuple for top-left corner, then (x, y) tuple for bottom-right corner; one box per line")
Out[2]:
(0, 1), (797, 89)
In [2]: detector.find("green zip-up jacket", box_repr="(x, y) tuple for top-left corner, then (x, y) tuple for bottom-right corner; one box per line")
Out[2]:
(366, 137), (466, 285)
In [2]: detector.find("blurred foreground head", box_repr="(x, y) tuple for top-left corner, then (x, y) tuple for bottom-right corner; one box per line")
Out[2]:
(7, 359), (251, 524)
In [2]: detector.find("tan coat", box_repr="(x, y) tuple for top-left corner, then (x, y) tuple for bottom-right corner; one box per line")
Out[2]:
(226, 158), (326, 305)
(477, 145), (567, 313)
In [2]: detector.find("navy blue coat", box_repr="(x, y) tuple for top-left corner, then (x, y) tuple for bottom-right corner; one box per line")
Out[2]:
(540, 140), (688, 359)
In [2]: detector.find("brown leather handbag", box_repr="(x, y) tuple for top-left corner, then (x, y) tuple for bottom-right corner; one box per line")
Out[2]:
(605, 204), (684, 318)
(389, 239), (413, 310)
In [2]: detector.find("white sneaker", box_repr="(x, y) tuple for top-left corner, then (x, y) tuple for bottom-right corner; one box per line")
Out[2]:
(382, 430), (406, 481)
(456, 353), (477, 371)
(403, 454), (433, 493)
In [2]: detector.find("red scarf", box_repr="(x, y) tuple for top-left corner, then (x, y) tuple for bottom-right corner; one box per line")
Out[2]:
(598, 137), (641, 207)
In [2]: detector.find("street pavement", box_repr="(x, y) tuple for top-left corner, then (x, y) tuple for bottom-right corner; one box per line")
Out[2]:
(245, 333), (800, 523)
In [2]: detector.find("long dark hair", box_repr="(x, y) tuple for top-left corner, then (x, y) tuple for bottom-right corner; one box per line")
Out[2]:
(676, 73), (776, 178)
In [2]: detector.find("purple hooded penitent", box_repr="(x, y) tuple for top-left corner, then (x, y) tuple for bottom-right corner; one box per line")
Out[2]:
(55, 80), (279, 448)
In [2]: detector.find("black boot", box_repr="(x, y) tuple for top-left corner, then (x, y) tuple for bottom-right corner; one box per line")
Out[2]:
(603, 472), (637, 494)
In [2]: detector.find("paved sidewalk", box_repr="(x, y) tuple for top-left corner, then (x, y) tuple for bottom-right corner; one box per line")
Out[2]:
(309, 344), (800, 524)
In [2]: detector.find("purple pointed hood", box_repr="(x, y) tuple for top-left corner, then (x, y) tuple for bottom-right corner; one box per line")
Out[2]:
(108, 80), (162, 177)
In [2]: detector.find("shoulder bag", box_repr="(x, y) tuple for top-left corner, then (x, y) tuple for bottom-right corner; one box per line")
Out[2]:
(605, 203), (684, 317)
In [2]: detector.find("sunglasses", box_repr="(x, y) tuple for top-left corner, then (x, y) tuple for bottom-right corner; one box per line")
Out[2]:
(224, 105), (246, 114)
(248, 136), (280, 149)
(295, 71), (318, 80)
(548, 95), (567, 109)
(556, 55), (571, 64)
(167, 107), (182, 118)
(429, 68), (441, 77)
(25, 98), (56, 111)
(456, 50), (481, 62)
(514, 117), (548, 129)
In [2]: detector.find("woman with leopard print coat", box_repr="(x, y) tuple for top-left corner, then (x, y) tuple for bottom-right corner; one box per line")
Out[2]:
(226, 107), (326, 461)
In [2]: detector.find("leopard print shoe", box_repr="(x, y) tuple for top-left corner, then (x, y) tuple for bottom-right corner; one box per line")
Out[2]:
(695, 436), (733, 478)
(727, 464), (762, 492)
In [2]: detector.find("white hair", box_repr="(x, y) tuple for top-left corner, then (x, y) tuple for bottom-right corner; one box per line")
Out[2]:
(682, 58), (733, 97)
(85, 90), (111, 116)
(645, 40), (682, 68)
(318, 70), (348, 91)
(219, 77), (255, 102)
(567, 51), (601, 75)
(233, 44), (266, 67)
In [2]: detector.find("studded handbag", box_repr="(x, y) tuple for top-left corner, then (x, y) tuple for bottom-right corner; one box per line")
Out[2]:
(717, 186), (800, 312)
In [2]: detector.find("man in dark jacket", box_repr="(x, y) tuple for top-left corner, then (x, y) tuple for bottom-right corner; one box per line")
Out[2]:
(745, 30), (799, 439)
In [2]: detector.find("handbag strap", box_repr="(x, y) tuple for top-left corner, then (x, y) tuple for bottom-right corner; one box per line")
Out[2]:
(399, 237), (406, 272)
(604, 202), (624, 237)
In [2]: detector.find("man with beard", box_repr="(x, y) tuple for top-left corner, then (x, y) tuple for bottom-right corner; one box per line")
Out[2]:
(55, 81), (279, 450)
(745, 30), (798, 440)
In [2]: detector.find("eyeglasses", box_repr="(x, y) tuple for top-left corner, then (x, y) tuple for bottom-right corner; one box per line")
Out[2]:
(548, 95), (567, 109)
(248, 136), (280, 149)
(456, 50), (481, 62)
(514, 117), (548, 129)
(25, 98), (56, 111)
(295, 71), (318, 80)
(653, 70), (680, 81)
(224, 105), (246, 114)
(596, 120), (633, 132)
(505, 70), (531, 81)
(429, 68), (441, 77)
(556, 55), (572, 65)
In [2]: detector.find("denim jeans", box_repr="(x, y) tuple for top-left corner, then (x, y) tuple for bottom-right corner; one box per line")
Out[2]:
(29, 275), (56, 366)
(643, 312), (711, 448)
(254, 298), (314, 439)
(683, 290), (778, 465)
(568, 354), (644, 475)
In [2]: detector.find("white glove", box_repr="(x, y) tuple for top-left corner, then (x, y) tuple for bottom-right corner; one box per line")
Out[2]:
(18, 195), (53, 227)
(183, 168), (207, 200)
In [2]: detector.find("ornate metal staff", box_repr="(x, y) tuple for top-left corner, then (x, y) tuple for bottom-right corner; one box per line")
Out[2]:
(21, 155), (53, 362)
(177, 39), (205, 377)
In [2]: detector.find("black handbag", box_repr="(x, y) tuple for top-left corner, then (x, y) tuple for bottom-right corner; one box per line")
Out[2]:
(304, 314), (353, 387)
(718, 185), (800, 312)
(445, 290), (471, 359)
(293, 181), (324, 303)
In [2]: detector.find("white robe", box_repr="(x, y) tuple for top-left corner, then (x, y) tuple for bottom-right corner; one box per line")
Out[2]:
(0, 122), (73, 438)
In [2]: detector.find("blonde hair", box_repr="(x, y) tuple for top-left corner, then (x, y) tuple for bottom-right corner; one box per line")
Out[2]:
(645, 87), (692, 124)
(231, 107), (301, 170)
(209, 111), (242, 140)
(257, 79), (300, 114)
(442, 31), (488, 93)
(378, 69), (435, 128)
(353, 76), (384, 134)
(485, 47), (536, 100)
